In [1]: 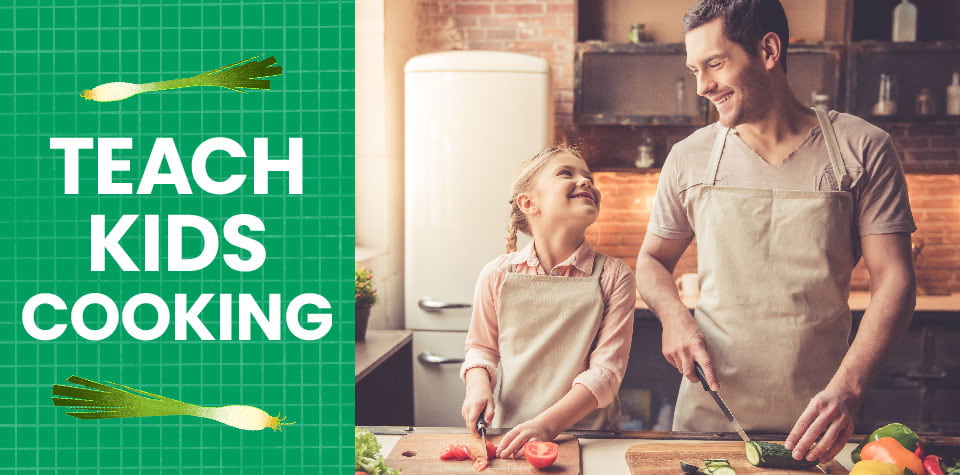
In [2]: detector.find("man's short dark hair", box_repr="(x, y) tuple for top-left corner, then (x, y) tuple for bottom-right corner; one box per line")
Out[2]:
(682, 0), (790, 71)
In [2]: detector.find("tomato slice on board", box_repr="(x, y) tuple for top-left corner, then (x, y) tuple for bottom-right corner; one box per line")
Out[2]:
(472, 456), (489, 472)
(524, 441), (559, 469)
(440, 444), (475, 461)
(485, 441), (497, 460)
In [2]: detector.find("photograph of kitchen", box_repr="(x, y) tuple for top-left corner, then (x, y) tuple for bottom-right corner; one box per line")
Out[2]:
(355, 0), (960, 472)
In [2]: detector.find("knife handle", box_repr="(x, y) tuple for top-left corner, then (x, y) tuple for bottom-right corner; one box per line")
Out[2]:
(476, 412), (487, 435)
(694, 361), (711, 391)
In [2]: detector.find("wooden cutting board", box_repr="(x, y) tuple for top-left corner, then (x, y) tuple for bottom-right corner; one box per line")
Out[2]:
(385, 433), (580, 474)
(625, 442), (848, 474)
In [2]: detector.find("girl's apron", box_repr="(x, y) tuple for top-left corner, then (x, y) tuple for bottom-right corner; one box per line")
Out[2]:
(673, 109), (856, 432)
(493, 253), (621, 430)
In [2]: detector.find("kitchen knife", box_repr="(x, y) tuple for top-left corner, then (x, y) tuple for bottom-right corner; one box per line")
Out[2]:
(693, 362), (751, 443)
(693, 363), (830, 473)
(476, 412), (488, 456)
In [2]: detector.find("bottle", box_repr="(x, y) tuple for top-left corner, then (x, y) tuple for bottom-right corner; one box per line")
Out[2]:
(892, 0), (917, 42)
(811, 91), (830, 110)
(873, 73), (897, 116)
(635, 137), (655, 168)
(915, 88), (934, 116)
(676, 76), (686, 115)
(947, 72), (960, 116)
(629, 24), (646, 44)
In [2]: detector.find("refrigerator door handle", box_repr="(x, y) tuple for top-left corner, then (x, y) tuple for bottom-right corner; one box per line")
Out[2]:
(417, 351), (465, 366)
(418, 298), (471, 312)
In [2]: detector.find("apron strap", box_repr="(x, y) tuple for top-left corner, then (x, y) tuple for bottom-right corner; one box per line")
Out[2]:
(703, 125), (729, 186)
(814, 108), (852, 191)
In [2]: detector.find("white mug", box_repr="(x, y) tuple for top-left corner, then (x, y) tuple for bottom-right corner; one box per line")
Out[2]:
(675, 273), (699, 297)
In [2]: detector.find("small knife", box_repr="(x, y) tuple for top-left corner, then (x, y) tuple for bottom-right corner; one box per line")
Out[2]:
(476, 412), (488, 455)
(693, 363), (830, 474)
(694, 362), (751, 443)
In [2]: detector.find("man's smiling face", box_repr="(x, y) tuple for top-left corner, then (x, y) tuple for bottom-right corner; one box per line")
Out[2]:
(685, 18), (773, 128)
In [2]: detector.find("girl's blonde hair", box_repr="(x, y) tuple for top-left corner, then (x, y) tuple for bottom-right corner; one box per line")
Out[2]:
(505, 146), (590, 253)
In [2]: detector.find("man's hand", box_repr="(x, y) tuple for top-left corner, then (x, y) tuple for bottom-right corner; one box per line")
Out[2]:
(662, 317), (718, 390)
(784, 387), (860, 463)
(461, 368), (495, 435)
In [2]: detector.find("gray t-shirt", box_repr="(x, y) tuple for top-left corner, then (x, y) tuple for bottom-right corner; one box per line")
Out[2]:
(648, 110), (917, 240)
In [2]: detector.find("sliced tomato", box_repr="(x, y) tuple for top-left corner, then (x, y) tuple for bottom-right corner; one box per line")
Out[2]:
(472, 456), (489, 472)
(440, 444), (475, 461)
(485, 441), (497, 460)
(524, 441), (559, 469)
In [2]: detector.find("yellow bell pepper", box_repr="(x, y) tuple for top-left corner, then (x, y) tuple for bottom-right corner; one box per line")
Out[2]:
(850, 460), (904, 475)
(861, 437), (926, 475)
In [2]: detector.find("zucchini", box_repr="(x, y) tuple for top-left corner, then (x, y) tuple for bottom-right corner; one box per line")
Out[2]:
(744, 441), (818, 470)
(703, 459), (732, 474)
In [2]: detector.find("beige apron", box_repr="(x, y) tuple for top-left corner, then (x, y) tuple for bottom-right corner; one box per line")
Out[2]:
(673, 109), (856, 433)
(493, 253), (621, 430)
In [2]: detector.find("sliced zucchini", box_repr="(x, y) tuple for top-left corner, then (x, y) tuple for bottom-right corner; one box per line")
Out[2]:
(744, 441), (817, 469)
(703, 458), (731, 474)
(711, 467), (736, 475)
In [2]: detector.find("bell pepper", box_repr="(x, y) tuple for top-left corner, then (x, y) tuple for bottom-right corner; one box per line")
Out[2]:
(852, 423), (922, 463)
(923, 455), (945, 475)
(850, 460), (906, 475)
(861, 437), (926, 475)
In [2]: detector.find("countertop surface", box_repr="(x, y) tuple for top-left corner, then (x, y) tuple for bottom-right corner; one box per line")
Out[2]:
(366, 427), (960, 474)
(638, 290), (959, 312)
(365, 428), (864, 473)
(355, 330), (412, 382)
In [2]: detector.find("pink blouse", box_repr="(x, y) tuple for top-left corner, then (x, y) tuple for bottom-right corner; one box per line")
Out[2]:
(460, 240), (636, 408)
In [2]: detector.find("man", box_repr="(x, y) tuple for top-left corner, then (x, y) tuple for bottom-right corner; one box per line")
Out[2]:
(635, 0), (917, 464)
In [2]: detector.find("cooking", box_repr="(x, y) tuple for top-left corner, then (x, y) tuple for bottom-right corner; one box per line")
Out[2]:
(356, 0), (960, 472)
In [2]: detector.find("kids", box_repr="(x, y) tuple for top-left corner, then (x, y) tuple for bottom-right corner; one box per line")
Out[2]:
(460, 146), (636, 458)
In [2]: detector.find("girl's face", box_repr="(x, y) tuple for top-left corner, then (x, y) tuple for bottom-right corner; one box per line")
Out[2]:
(522, 153), (600, 228)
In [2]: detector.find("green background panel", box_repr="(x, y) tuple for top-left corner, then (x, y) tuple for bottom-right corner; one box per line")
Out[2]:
(1, 0), (355, 472)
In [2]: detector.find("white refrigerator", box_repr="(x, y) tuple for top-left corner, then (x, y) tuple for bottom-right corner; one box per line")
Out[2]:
(404, 51), (552, 426)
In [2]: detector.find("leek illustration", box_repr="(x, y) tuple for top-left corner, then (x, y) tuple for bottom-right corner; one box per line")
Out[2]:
(52, 375), (294, 431)
(81, 55), (282, 102)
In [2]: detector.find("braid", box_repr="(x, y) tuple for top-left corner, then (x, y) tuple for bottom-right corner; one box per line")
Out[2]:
(505, 221), (518, 253)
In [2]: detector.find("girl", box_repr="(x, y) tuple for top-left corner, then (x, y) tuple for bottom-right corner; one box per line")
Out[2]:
(460, 146), (636, 458)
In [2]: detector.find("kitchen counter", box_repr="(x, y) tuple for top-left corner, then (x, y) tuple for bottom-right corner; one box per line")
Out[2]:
(356, 331), (414, 426)
(356, 330), (413, 382)
(638, 291), (959, 312)
(366, 427), (960, 474)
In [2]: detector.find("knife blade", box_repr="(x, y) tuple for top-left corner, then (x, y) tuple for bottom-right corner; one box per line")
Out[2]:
(693, 362), (751, 443)
(476, 411), (488, 456)
(693, 363), (831, 473)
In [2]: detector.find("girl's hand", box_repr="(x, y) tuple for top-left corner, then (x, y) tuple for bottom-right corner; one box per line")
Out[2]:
(496, 420), (552, 459)
(461, 368), (494, 435)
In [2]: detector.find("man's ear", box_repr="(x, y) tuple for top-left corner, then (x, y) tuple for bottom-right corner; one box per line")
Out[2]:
(758, 31), (783, 71)
(517, 192), (539, 217)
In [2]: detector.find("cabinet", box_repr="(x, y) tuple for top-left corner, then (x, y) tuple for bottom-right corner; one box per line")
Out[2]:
(856, 311), (960, 434)
(575, 43), (708, 127)
(573, 1), (960, 172)
(846, 41), (960, 122)
(622, 309), (960, 435)
(575, 42), (844, 128)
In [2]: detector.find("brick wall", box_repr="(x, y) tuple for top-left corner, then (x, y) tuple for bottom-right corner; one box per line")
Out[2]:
(416, 0), (578, 135)
(589, 172), (960, 294)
